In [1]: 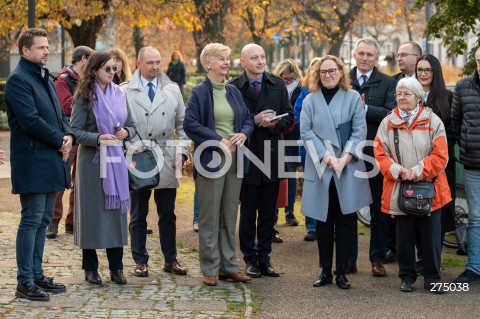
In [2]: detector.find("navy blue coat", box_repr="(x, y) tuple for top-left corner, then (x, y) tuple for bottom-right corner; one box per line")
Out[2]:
(4, 57), (74, 194)
(184, 77), (254, 178)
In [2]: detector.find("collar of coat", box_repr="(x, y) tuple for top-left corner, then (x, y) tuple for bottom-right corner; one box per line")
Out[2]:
(19, 57), (49, 77)
(388, 105), (432, 131)
(237, 71), (276, 89)
(123, 68), (174, 91)
(349, 66), (385, 87)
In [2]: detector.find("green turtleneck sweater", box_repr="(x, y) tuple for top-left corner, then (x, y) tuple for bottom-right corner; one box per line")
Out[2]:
(209, 76), (235, 140)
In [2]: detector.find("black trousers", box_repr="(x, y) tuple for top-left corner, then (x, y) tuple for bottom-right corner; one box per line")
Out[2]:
(396, 211), (441, 284)
(239, 181), (279, 264)
(130, 188), (177, 264)
(82, 248), (123, 271)
(317, 179), (357, 276)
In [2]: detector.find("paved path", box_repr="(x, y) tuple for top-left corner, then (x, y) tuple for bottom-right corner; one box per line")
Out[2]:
(0, 179), (253, 319)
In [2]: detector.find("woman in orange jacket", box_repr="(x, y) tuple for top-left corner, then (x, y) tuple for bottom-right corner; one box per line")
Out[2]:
(374, 77), (451, 293)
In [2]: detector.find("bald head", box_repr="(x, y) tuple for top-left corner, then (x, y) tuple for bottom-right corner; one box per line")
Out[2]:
(137, 46), (161, 81)
(240, 43), (266, 79)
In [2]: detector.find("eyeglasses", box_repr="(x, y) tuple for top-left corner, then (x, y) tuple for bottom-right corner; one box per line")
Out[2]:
(396, 92), (415, 98)
(101, 65), (118, 73)
(417, 68), (433, 75)
(319, 68), (338, 77)
(396, 53), (418, 59)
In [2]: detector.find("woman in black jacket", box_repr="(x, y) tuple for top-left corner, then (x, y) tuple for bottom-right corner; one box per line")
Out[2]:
(166, 51), (187, 96)
(416, 54), (456, 240)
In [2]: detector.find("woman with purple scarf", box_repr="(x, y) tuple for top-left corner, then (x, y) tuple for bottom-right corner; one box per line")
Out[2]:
(70, 51), (135, 286)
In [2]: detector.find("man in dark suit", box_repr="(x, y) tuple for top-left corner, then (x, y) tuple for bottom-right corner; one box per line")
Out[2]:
(4, 28), (74, 301)
(230, 43), (294, 278)
(393, 42), (422, 81)
(349, 37), (397, 277)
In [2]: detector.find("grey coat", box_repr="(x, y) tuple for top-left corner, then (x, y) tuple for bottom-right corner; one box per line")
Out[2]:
(70, 96), (136, 249)
(121, 70), (189, 189)
(300, 88), (372, 222)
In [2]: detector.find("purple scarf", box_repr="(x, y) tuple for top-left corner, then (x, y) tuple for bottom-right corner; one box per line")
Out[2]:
(92, 82), (130, 213)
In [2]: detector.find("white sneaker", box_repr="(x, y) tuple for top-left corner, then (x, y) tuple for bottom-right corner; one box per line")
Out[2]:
(193, 220), (199, 232)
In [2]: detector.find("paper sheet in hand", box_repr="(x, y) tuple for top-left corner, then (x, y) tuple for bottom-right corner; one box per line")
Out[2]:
(267, 113), (289, 122)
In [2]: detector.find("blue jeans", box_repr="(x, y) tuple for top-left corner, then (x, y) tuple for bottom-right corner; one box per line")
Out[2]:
(305, 216), (316, 232)
(16, 192), (56, 284)
(464, 169), (480, 274)
(193, 190), (199, 221)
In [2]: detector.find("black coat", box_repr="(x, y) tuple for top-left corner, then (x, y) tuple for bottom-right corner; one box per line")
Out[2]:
(166, 61), (187, 86)
(451, 70), (480, 169)
(229, 71), (294, 185)
(4, 57), (74, 194)
(349, 67), (397, 142)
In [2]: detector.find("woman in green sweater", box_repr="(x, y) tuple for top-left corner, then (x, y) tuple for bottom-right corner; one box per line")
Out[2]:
(184, 43), (254, 286)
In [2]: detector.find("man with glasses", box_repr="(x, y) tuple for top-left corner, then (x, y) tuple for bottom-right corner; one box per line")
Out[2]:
(394, 42), (422, 80)
(47, 45), (94, 239)
(230, 43), (294, 278)
(451, 47), (480, 284)
(349, 36), (397, 277)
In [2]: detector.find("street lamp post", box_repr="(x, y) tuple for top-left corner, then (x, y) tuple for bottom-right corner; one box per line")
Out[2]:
(28, 0), (35, 28)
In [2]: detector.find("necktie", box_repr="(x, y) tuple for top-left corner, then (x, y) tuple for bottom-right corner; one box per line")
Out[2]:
(147, 82), (155, 102)
(360, 74), (368, 87)
(253, 81), (260, 95)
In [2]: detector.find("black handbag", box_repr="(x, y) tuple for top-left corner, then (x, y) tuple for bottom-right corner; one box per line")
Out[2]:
(393, 128), (435, 217)
(125, 133), (160, 192)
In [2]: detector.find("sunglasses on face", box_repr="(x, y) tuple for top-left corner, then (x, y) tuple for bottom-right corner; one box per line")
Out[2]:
(101, 65), (118, 73)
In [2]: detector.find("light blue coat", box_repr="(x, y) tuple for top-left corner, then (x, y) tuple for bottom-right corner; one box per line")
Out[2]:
(300, 88), (372, 222)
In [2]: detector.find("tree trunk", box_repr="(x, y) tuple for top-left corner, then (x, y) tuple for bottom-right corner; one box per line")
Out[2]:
(0, 52), (10, 78)
(133, 25), (144, 59)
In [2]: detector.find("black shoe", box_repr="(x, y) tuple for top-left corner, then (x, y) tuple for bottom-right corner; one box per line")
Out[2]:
(454, 269), (480, 283)
(313, 273), (333, 287)
(65, 223), (74, 234)
(146, 228), (153, 234)
(34, 276), (66, 293)
(245, 262), (261, 278)
(304, 231), (317, 241)
(335, 275), (351, 289)
(425, 282), (447, 294)
(384, 249), (397, 264)
(272, 229), (283, 243)
(400, 282), (414, 292)
(85, 271), (103, 285)
(46, 222), (58, 239)
(110, 270), (127, 284)
(16, 282), (50, 301)
(285, 212), (299, 226)
(258, 262), (280, 277)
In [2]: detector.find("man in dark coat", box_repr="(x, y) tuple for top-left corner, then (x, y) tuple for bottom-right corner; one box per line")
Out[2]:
(349, 37), (397, 277)
(392, 41), (422, 81)
(230, 43), (294, 278)
(451, 47), (480, 284)
(4, 28), (74, 301)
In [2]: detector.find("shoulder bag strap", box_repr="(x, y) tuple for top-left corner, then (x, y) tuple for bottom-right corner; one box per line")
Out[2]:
(393, 128), (402, 166)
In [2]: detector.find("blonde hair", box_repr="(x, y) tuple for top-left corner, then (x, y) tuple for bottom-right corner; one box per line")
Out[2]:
(200, 43), (231, 72)
(109, 48), (132, 82)
(308, 55), (351, 92)
(302, 57), (322, 88)
(273, 59), (303, 83)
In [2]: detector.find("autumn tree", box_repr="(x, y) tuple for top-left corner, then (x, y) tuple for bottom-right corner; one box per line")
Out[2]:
(295, 0), (364, 56)
(415, 0), (480, 74)
(0, 0), (26, 76)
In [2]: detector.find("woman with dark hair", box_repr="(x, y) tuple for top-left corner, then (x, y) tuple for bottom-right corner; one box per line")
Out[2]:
(109, 48), (132, 85)
(71, 51), (136, 286)
(416, 54), (456, 240)
(166, 51), (187, 95)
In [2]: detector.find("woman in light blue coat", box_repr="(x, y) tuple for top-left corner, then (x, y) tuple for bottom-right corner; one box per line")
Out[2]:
(300, 55), (372, 289)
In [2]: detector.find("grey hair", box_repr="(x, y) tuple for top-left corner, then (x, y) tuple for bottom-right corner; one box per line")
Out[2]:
(200, 43), (231, 72)
(396, 77), (424, 100)
(354, 36), (381, 56)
